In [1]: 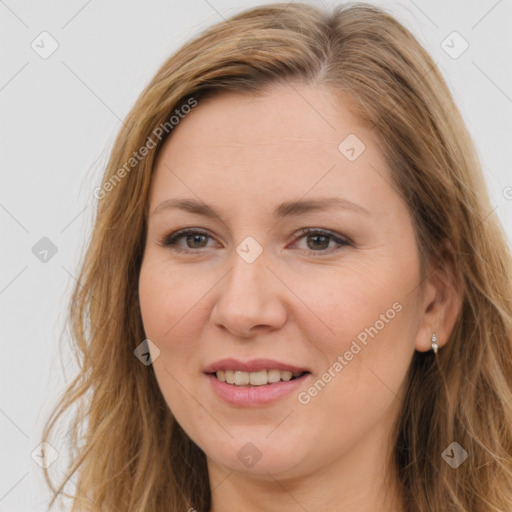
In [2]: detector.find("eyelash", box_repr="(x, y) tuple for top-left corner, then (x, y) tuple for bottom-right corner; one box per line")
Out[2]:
(158, 227), (351, 255)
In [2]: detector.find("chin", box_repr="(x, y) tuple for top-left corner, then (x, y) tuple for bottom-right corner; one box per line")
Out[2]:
(200, 431), (311, 478)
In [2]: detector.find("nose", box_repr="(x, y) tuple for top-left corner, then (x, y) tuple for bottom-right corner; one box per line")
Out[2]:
(210, 248), (287, 338)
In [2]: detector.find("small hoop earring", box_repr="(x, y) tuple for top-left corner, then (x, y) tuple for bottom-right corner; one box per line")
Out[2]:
(431, 332), (438, 354)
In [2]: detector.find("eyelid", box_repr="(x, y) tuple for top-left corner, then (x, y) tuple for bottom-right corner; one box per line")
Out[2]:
(158, 227), (352, 254)
(291, 227), (352, 247)
(287, 228), (351, 256)
(158, 228), (216, 249)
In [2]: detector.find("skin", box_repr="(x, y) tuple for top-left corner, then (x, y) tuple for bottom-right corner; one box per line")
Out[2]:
(138, 82), (460, 511)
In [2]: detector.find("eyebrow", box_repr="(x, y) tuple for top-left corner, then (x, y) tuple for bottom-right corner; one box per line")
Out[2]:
(151, 197), (371, 218)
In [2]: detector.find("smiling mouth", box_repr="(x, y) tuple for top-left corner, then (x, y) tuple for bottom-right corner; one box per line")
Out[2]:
(211, 369), (309, 386)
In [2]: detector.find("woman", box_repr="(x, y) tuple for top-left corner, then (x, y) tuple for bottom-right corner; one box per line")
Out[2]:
(42, 2), (512, 511)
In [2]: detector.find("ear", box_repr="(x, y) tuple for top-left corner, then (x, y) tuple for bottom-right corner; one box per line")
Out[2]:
(415, 240), (462, 352)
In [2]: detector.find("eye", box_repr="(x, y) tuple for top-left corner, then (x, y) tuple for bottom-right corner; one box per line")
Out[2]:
(159, 229), (218, 253)
(290, 228), (351, 254)
(159, 227), (351, 255)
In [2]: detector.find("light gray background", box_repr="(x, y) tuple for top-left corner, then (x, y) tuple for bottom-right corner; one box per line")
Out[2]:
(1, 1), (511, 510)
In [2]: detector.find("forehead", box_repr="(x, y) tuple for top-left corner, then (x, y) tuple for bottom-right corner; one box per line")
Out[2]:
(149, 83), (390, 213)
(161, 83), (365, 153)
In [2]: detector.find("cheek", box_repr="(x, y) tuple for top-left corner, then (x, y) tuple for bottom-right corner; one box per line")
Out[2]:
(139, 262), (173, 343)
(293, 273), (417, 449)
(138, 260), (205, 414)
(138, 255), (207, 344)
(298, 259), (417, 353)
(138, 257), (207, 422)
(296, 256), (420, 420)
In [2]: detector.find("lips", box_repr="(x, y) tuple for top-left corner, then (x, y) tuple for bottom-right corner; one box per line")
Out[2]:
(205, 358), (310, 386)
(204, 358), (311, 405)
(204, 358), (310, 374)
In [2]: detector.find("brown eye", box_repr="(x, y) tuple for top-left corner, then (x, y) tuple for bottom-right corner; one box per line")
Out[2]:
(160, 229), (216, 253)
(306, 233), (331, 251)
(292, 228), (351, 254)
(184, 233), (209, 249)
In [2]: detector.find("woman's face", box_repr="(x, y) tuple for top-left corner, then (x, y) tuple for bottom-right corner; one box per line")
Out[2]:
(139, 83), (428, 482)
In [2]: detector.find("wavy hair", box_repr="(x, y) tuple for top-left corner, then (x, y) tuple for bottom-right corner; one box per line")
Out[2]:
(42, 2), (512, 511)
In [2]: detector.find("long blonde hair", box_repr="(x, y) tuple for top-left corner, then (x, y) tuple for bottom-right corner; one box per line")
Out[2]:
(42, 3), (512, 510)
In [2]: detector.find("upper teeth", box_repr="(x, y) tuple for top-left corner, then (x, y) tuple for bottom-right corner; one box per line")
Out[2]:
(216, 369), (303, 386)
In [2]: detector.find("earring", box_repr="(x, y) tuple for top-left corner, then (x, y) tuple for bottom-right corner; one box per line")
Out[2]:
(431, 332), (438, 354)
